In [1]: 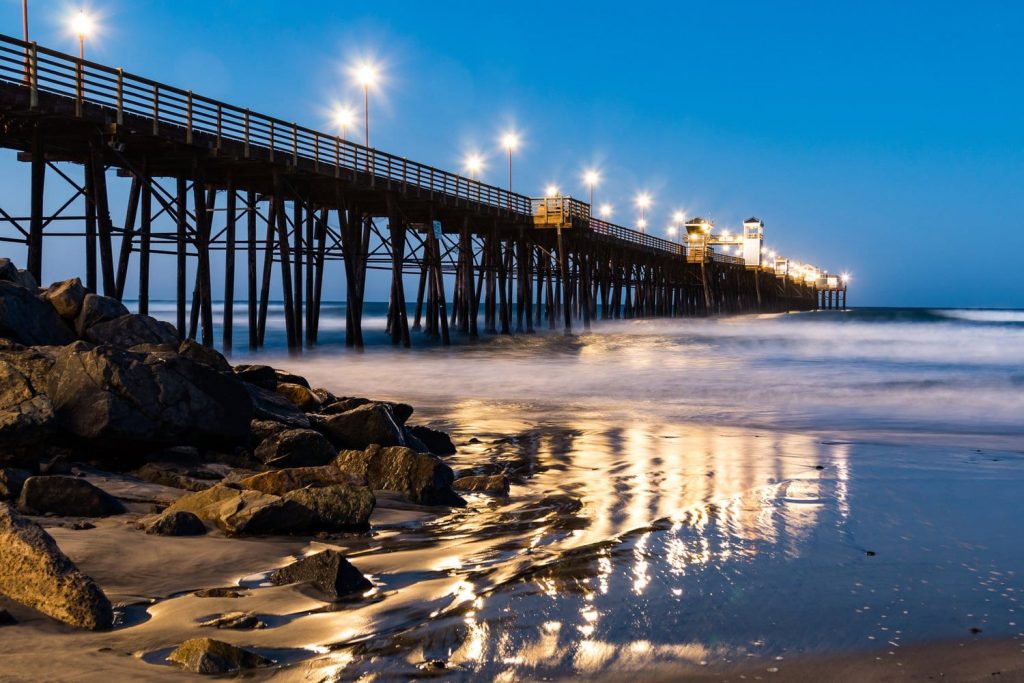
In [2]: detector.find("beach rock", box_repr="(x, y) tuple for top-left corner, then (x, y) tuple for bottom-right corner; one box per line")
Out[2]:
(199, 611), (265, 630)
(0, 467), (30, 500)
(233, 364), (277, 389)
(0, 259), (38, 289)
(177, 339), (231, 372)
(311, 388), (337, 406)
(407, 425), (457, 456)
(0, 281), (76, 346)
(275, 382), (321, 412)
(322, 403), (407, 450)
(144, 510), (207, 536)
(0, 344), (56, 458)
(195, 587), (247, 599)
(84, 313), (178, 348)
(283, 484), (375, 530)
(42, 277), (87, 320)
(387, 402), (415, 425)
(269, 550), (371, 599)
(166, 637), (271, 674)
(453, 474), (510, 496)
(17, 476), (125, 517)
(274, 369), (310, 388)
(74, 293), (129, 337)
(254, 429), (337, 468)
(133, 463), (219, 492)
(0, 608), (15, 625)
(48, 342), (253, 450)
(334, 445), (465, 506)
(164, 484), (314, 536)
(244, 383), (309, 429)
(0, 503), (113, 630)
(238, 465), (362, 496)
(322, 397), (370, 415)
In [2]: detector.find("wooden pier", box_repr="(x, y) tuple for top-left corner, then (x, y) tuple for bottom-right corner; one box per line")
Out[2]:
(0, 34), (839, 352)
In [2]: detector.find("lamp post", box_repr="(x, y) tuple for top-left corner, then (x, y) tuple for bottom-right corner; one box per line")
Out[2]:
(334, 105), (355, 141)
(464, 153), (483, 180)
(599, 203), (613, 220)
(72, 10), (91, 60)
(545, 184), (559, 197)
(501, 132), (519, 194)
(583, 169), (600, 207)
(635, 192), (652, 230)
(352, 62), (378, 147)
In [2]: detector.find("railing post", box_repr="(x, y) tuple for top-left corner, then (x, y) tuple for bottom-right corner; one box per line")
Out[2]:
(28, 42), (38, 110)
(75, 52), (83, 117)
(269, 120), (275, 162)
(291, 123), (298, 166)
(216, 104), (222, 150)
(403, 158), (407, 191)
(334, 137), (340, 178)
(186, 91), (193, 145)
(243, 109), (250, 158)
(152, 84), (159, 135)
(313, 132), (319, 172)
(115, 68), (123, 125)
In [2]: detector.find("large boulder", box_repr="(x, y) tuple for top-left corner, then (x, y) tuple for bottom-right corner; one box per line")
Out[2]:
(275, 382), (321, 412)
(163, 484), (314, 536)
(17, 476), (126, 517)
(254, 428), (337, 468)
(143, 510), (207, 536)
(0, 467), (30, 500)
(233, 364), (277, 390)
(41, 277), (87, 320)
(0, 258), (38, 289)
(321, 399), (413, 424)
(0, 343), (56, 459)
(453, 474), (511, 496)
(167, 637), (271, 674)
(322, 403), (408, 450)
(269, 550), (371, 599)
(407, 425), (457, 456)
(74, 293), (128, 337)
(0, 281), (76, 346)
(334, 445), (465, 506)
(283, 485), (375, 531)
(0, 503), (113, 629)
(133, 462), (219, 492)
(239, 465), (361, 496)
(84, 313), (178, 348)
(47, 343), (253, 451)
(177, 339), (231, 372)
(244, 383), (309, 429)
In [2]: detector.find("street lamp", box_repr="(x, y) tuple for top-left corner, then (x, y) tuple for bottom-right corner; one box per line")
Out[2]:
(334, 105), (356, 141)
(637, 217), (648, 232)
(71, 10), (92, 60)
(599, 203), (613, 220)
(582, 169), (600, 207)
(501, 131), (519, 193)
(351, 61), (378, 147)
(464, 153), (483, 180)
(635, 192), (652, 228)
(545, 184), (559, 197)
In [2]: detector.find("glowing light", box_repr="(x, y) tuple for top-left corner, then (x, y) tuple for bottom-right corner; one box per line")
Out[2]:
(501, 131), (520, 151)
(464, 153), (484, 177)
(71, 10), (93, 38)
(599, 203), (613, 219)
(672, 210), (685, 224)
(333, 105), (356, 132)
(721, 230), (731, 240)
(637, 217), (648, 230)
(841, 272), (851, 282)
(545, 184), (560, 197)
(351, 61), (379, 88)
(583, 169), (601, 187)
(769, 250), (777, 258)
(667, 226), (678, 237)
(634, 192), (652, 209)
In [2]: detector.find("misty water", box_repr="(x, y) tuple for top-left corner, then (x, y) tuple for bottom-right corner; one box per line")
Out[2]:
(88, 307), (1024, 677)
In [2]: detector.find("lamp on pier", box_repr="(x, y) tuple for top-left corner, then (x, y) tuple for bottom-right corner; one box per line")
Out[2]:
(334, 105), (356, 141)
(545, 184), (560, 197)
(501, 132), (520, 193)
(464, 153), (484, 180)
(599, 203), (613, 219)
(635, 192), (652, 230)
(350, 61), (379, 147)
(70, 9), (93, 60)
(582, 169), (600, 207)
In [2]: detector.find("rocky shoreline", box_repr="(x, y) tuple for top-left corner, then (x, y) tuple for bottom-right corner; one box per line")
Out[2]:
(0, 257), (507, 675)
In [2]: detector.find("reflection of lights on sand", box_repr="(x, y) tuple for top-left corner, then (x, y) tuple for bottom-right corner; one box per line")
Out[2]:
(632, 532), (651, 594)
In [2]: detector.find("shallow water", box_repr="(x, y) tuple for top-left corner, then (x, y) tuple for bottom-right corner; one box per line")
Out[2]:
(8, 307), (1024, 680)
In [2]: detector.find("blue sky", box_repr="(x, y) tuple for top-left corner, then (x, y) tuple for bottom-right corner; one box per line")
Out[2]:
(1, 0), (1021, 307)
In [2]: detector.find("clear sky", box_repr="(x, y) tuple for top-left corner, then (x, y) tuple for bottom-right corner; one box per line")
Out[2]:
(1, 0), (1021, 307)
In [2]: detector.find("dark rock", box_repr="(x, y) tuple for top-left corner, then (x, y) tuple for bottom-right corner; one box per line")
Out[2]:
(233, 364), (277, 389)
(250, 419), (288, 447)
(238, 465), (363, 496)
(407, 425), (457, 456)
(84, 313), (178, 348)
(48, 342), (253, 451)
(194, 587), (247, 598)
(38, 453), (73, 475)
(322, 403), (407, 450)
(275, 382), (322, 412)
(274, 369), (310, 388)
(0, 281), (76, 346)
(145, 510), (207, 536)
(453, 474), (510, 496)
(467, 437), (482, 444)
(0, 259), (38, 289)
(199, 611), (265, 630)
(0, 345), (58, 461)
(42, 277), (87, 320)
(335, 445), (465, 506)
(133, 463), (218, 492)
(163, 484), (314, 536)
(0, 503), (113, 629)
(18, 476), (125, 517)
(70, 521), (95, 530)
(177, 339), (231, 372)
(311, 388), (337, 406)
(74, 293), (129, 337)
(166, 637), (271, 674)
(255, 429), (337, 468)
(244, 383), (310, 429)
(283, 484), (375, 531)
(0, 608), (15, 626)
(387, 402), (414, 425)
(0, 467), (30, 500)
(269, 550), (372, 600)
(322, 397), (369, 415)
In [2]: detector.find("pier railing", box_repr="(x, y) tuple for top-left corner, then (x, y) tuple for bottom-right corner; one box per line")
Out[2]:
(0, 34), (533, 216)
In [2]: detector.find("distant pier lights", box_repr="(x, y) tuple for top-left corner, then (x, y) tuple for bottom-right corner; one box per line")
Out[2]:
(684, 217), (713, 263)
